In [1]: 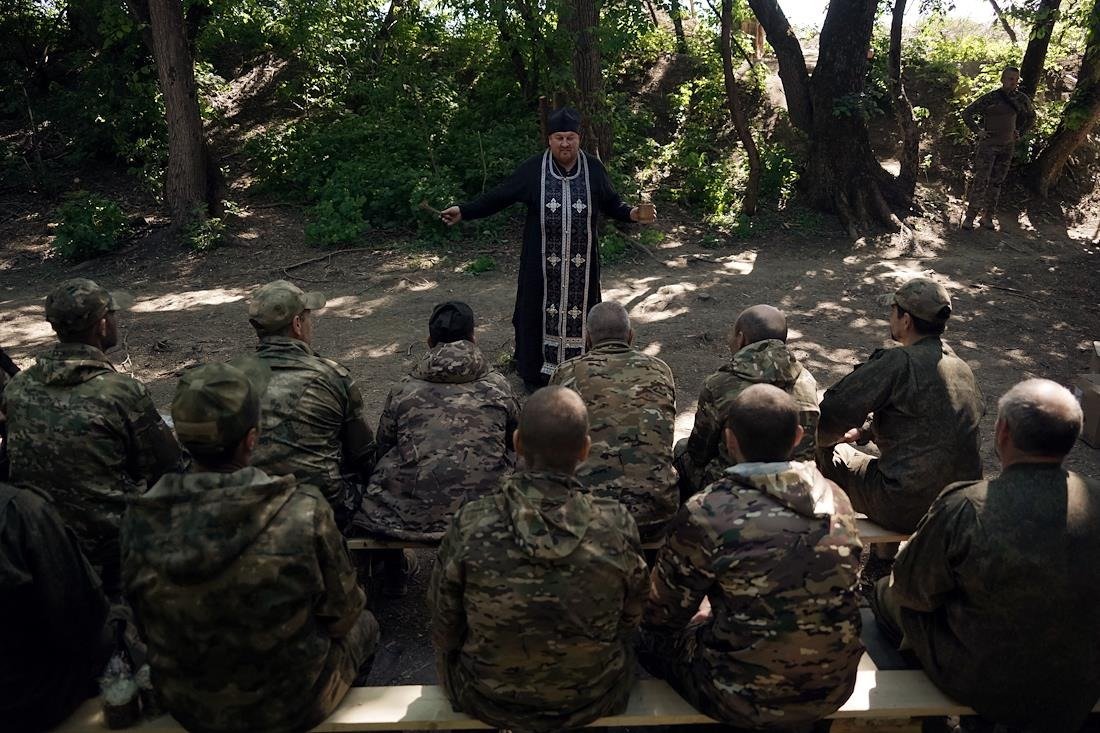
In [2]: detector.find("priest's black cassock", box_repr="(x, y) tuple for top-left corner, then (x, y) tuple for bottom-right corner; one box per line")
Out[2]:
(457, 150), (634, 386)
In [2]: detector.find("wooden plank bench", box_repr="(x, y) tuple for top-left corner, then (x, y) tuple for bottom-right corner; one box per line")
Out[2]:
(55, 653), (1001, 731)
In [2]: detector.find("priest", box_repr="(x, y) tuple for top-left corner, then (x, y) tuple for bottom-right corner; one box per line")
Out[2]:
(440, 107), (655, 392)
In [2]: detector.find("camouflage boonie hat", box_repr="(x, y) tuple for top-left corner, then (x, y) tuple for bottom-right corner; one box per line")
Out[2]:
(883, 277), (952, 323)
(45, 278), (132, 336)
(172, 358), (271, 451)
(248, 280), (325, 334)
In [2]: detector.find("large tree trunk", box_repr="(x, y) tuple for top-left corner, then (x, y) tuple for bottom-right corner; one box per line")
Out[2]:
(807, 0), (909, 237)
(889, 0), (919, 197)
(565, 0), (611, 160)
(1019, 0), (1063, 99)
(720, 0), (761, 215)
(146, 0), (217, 225)
(746, 0), (813, 132)
(670, 0), (688, 54)
(1029, 0), (1100, 197)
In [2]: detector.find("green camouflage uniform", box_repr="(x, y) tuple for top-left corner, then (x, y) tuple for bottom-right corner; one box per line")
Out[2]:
(642, 461), (863, 728)
(682, 339), (819, 494)
(122, 467), (378, 733)
(817, 336), (983, 533)
(430, 470), (649, 732)
(962, 88), (1035, 217)
(0, 343), (182, 587)
(550, 340), (677, 541)
(355, 340), (518, 542)
(252, 335), (375, 529)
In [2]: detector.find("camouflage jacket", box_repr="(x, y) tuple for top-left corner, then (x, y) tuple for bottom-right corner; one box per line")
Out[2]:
(685, 339), (819, 490)
(818, 336), (984, 528)
(0, 343), (182, 570)
(251, 336), (375, 522)
(430, 470), (649, 732)
(962, 88), (1036, 144)
(644, 461), (863, 727)
(355, 340), (518, 542)
(122, 467), (377, 733)
(550, 340), (677, 539)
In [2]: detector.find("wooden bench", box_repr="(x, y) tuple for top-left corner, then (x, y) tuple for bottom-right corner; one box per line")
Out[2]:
(55, 653), (982, 731)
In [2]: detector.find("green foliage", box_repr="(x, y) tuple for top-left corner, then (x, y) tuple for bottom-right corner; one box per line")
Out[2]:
(51, 192), (129, 261)
(185, 210), (228, 252)
(600, 228), (630, 265)
(465, 255), (497, 274)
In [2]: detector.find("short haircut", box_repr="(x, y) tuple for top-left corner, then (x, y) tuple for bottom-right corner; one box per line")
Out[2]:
(1003, 65), (1020, 76)
(997, 378), (1082, 457)
(895, 304), (946, 335)
(734, 305), (788, 345)
(724, 384), (799, 462)
(429, 301), (475, 344)
(586, 301), (631, 343)
(518, 386), (589, 472)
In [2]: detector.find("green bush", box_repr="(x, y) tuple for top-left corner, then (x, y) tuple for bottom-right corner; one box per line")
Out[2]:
(185, 210), (228, 252)
(51, 192), (128, 261)
(465, 255), (496, 274)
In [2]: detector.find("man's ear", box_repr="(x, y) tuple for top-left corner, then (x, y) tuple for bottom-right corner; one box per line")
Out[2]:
(627, 328), (635, 346)
(513, 429), (524, 459)
(789, 425), (805, 456)
(245, 426), (259, 452)
(723, 427), (742, 462)
(577, 434), (592, 463)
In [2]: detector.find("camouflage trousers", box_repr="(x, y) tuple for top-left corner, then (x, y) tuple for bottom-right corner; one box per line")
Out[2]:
(815, 444), (928, 534)
(967, 141), (1014, 216)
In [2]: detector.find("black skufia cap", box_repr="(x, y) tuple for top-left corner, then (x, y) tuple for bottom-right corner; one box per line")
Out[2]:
(429, 301), (476, 344)
(547, 107), (581, 135)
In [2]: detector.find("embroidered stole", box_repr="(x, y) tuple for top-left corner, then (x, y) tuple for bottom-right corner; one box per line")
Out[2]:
(538, 150), (594, 376)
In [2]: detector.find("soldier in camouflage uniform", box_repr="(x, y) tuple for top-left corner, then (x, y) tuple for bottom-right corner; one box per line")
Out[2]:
(818, 278), (983, 534)
(122, 361), (378, 733)
(430, 386), (648, 733)
(678, 304), (819, 499)
(550, 301), (676, 542)
(961, 66), (1035, 230)
(1, 279), (183, 596)
(873, 380), (1100, 732)
(642, 385), (863, 730)
(248, 280), (376, 531)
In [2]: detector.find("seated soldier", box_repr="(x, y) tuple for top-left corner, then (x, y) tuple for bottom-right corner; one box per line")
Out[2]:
(429, 386), (648, 733)
(247, 280), (376, 531)
(643, 384), (863, 732)
(1, 483), (111, 732)
(355, 301), (519, 594)
(550, 301), (677, 542)
(1, 279), (182, 595)
(678, 304), (819, 499)
(873, 379), (1100, 732)
(122, 361), (378, 733)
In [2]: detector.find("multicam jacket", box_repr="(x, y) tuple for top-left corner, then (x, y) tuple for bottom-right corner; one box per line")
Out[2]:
(355, 340), (519, 542)
(550, 340), (677, 540)
(685, 339), (819, 490)
(644, 461), (863, 727)
(962, 88), (1036, 144)
(122, 467), (377, 733)
(430, 471), (649, 733)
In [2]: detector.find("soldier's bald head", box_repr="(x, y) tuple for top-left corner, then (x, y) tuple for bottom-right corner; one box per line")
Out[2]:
(517, 386), (590, 472)
(733, 305), (788, 348)
(997, 378), (1082, 459)
(587, 302), (631, 345)
(724, 384), (800, 462)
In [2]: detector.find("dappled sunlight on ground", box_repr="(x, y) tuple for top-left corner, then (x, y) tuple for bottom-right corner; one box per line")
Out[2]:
(131, 288), (251, 313)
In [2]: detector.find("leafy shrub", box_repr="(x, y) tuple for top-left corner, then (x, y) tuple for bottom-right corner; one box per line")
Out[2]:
(185, 210), (228, 252)
(465, 255), (496, 274)
(51, 192), (128, 261)
(600, 229), (630, 265)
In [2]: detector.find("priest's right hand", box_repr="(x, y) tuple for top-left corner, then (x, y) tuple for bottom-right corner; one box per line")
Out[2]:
(440, 206), (462, 226)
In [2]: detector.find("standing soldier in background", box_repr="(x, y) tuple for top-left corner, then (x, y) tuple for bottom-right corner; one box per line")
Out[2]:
(961, 66), (1035, 230)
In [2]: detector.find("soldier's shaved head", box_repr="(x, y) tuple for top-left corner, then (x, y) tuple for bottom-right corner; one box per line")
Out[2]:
(733, 305), (788, 348)
(724, 384), (801, 462)
(517, 386), (590, 472)
(587, 302), (631, 345)
(997, 378), (1082, 458)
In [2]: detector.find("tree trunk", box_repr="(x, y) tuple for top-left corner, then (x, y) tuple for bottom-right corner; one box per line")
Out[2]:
(889, 0), (919, 197)
(494, 2), (535, 103)
(565, 0), (611, 160)
(720, 0), (761, 215)
(807, 0), (909, 236)
(670, 0), (688, 54)
(988, 0), (1018, 43)
(746, 0), (813, 132)
(1019, 0), (1062, 99)
(1029, 0), (1100, 197)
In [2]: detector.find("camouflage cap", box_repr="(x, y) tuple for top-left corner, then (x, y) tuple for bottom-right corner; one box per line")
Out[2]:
(248, 280), (325, 334)
(172, 357), (271, 452)
(45, 278), (133, 336)
(883, 277), (952, 323)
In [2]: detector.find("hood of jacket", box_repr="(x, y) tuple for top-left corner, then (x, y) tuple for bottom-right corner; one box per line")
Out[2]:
(497, 471), (593, 559)
(33, 343), (115, 387)
(411, 340), (489, 384)
(724, 339), (804, 389)
(724, 461), (836, 519)
(124, 467), (297, 583)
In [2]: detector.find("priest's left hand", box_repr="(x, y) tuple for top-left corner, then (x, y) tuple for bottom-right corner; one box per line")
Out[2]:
(630, 203), (657, 223)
